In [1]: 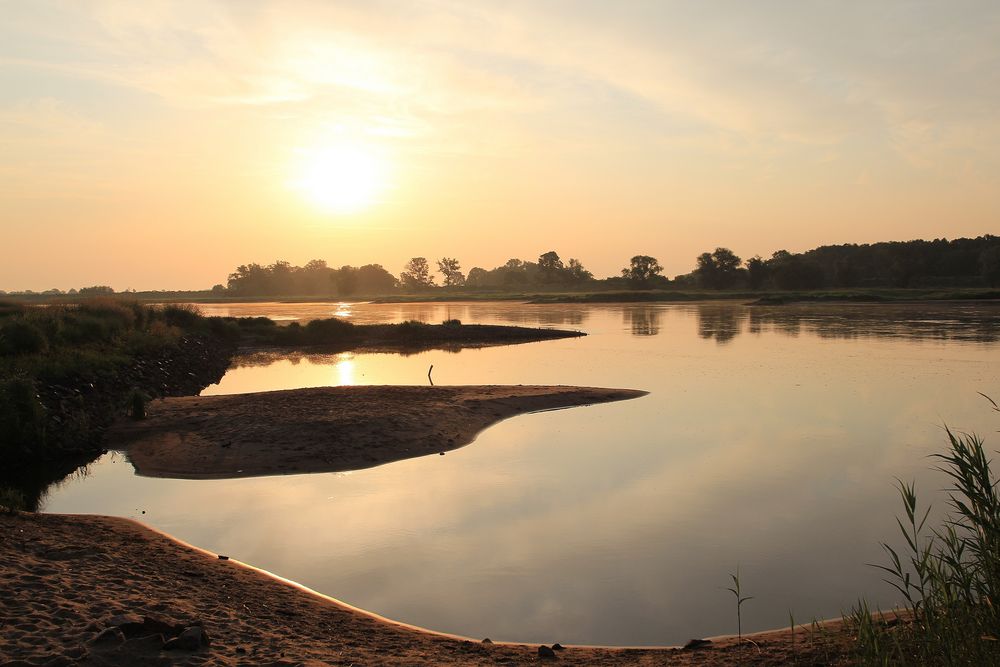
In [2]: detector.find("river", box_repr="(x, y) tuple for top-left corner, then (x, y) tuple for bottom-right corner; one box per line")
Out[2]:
(42, 300), (1000, 646)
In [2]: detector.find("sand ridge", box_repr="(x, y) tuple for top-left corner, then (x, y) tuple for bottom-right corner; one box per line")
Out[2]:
(107, 385), (649, 480)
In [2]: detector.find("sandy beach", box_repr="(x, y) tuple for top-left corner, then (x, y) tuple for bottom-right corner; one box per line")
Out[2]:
(107, 385), (648, 480)
(1, 512), (854, 666)
(2, 384), (859, 665)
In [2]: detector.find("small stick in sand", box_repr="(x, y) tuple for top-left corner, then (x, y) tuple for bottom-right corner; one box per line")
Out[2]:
(427, 364), (434, 386)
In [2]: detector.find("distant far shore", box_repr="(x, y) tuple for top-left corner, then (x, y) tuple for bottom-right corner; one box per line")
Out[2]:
(4, 286), (1000, 306)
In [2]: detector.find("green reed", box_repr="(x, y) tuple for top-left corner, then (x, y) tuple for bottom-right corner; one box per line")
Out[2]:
(851, 422), (1000, 665)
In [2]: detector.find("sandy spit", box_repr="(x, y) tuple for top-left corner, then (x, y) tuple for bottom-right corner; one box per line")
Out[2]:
(1, 512), (855, 666)
(108, 385), (648, 480)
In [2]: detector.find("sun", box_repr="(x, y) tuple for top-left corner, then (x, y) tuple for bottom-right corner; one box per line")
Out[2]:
(292, 142), (386, 213)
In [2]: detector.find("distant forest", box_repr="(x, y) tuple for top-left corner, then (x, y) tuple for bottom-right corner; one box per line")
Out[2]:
(5, 236), (999, 297)
(220, 235), (1000, 296)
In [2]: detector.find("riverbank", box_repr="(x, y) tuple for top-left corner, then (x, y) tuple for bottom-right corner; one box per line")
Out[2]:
(0, 512), (855, 666)
(1, 300), (587, 505)
(108, 385), (647, 479)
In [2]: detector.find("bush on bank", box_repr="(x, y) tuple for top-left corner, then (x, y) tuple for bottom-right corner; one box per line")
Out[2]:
(0, 300), (229, 463)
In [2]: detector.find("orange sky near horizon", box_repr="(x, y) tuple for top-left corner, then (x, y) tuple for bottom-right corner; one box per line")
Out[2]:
(2, 1), (999, 291)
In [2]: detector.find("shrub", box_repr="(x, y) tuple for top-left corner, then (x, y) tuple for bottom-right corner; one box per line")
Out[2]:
(0, 302), (26, 318)
(0, 320), (47, 355)
(77, 298), (137, 325)
(60, 312), (116, 345)
(160, 303), (202, 329)
(442, 318), (462, 326)
(0, 377), (45, 456)
(206, 317), (242, 342)
(0, 486), (27, 513)
(304, 317), (355, 344)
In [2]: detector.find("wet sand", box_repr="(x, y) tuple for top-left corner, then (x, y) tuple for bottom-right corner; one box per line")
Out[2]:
(108, 385), (648, 480)
(1, 512), (854, 666)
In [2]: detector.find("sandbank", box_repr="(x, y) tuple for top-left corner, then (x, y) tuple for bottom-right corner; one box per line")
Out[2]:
(107, 385), (647, 480)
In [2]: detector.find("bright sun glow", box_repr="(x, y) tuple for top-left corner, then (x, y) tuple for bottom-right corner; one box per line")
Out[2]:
(293, 142), (386, 213)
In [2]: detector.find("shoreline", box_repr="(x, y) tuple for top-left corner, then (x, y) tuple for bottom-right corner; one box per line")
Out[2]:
(6, 289), (1000, 307)
(1, 512), (855, 665)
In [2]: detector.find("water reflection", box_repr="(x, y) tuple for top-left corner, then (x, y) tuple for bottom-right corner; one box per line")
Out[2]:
(696, 304), (747, 344)
(622, 306), (660, 336)
(692, 302), (1000, 345)
(336, 353), (356, 386)
(755, 304), (1000, 343)
(494, 308), (589, 328)
(39, 300), (1000, 646)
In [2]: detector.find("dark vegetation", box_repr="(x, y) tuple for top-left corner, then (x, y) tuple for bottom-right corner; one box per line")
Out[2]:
(235, 316), (583, 351)
(0, 300), (236, 509)
(0, 300), (583, 509)
(207, 235), (1000, 294)
(9, 236), (998, 301)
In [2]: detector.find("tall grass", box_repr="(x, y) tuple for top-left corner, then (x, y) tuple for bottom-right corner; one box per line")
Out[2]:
(851, 423), (1000, 665)
(0, 299), (214, 461)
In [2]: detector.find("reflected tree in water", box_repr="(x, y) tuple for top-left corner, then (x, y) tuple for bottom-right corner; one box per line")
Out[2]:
(623, 307), (661, 336)
(696, 305), (748, 344)
(747, 304), (1000, 343)
(495, 309), (589, 327)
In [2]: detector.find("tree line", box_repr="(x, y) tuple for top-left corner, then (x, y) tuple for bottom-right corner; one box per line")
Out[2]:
(674, 235), (1000, 290)
(220, 236), (999, 296)
(6, 236), (995, 297)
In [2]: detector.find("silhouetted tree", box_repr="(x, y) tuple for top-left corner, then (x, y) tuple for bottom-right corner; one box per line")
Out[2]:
(437, 257), (465, 287)
(299, 259), (334, 295)
(279, 262), (300, 293)
(498, 258), (536, 288)
(466, 267), (489, 288)
(695, 248), (742, 289)
(980, 246), (1000, 287)
(227, 263), (267, 295)
(334, 266), (359, 295)
(746, 256), (767, 290)
(79, 285), (115, 295)
(694, 252), (718, 288)
(713, 247), (742, 276)
(621, 255), (664, 288)
(567, 258), (593, 283)
(400, 257), (435, 290)
(767, 251), (826, 290)
(537, 251), (565, 284)
(355, 264), (398, 293)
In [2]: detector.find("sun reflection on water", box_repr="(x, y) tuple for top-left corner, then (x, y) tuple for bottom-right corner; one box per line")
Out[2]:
(335, 352), (355, 386)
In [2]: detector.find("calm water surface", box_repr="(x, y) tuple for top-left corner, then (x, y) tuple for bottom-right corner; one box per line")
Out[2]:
(43, 301), (1000, 645)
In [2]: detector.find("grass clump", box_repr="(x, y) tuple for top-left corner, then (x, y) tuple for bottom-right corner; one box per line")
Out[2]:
(0, 377), (46, 459)
(0, 485), (27, 513)
(0, 299), (221, 461)
(851, 419), (1000, 665)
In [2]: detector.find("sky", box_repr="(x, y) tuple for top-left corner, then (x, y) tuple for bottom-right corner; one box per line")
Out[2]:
(2, 0), (999, 291)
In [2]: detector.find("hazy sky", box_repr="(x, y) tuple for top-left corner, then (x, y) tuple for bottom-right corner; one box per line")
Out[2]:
(2, 1), (999, 290)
